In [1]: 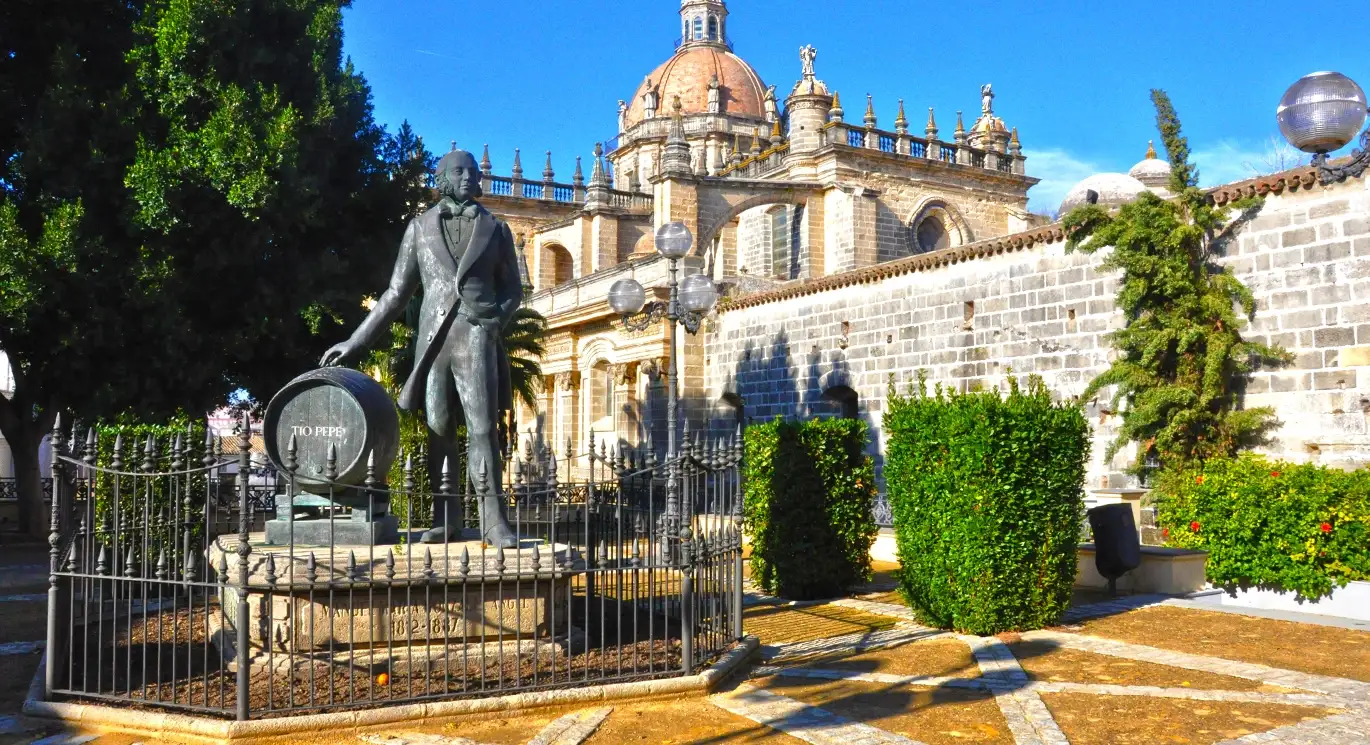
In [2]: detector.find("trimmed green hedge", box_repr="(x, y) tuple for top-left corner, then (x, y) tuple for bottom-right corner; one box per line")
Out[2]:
(1155, 454), (1370, 600)
(885, 374), (1089, 634)
(743, 418), (878, 600)
(89, 415), (209, 543)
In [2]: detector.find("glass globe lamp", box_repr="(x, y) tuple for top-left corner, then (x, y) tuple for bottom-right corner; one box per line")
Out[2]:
(1278, 72), (1368, 154)
(654, 222), (694, 260)
(608, 278), (647, 315)
(678, 273), (718, 313)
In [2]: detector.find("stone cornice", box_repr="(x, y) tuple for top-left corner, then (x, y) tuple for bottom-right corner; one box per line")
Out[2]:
(719, 224), (1069, 312)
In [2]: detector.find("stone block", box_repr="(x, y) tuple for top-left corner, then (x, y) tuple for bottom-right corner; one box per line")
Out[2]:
(1281, 309), (1324, 329)
(1315, 370), (1357, 390)
(1282, 227), (1317, 247)
(1251, 212), (1290, 231)
(1310, 283), (1353, 306)
(1269, 373), (1309, 392)
(1270, 290), (1309, 310)
(1282, 268), (1315, 287)
(1295, 350), (1324, 370)
(1271, 248), (1304, 268)
(1305, 241), (1351, 264)
(1342, 346), (1370, 367)
(1345, 217), (1370, 236)
(1315, 327), (1355, 347)
(1309, 199), (1350, 219)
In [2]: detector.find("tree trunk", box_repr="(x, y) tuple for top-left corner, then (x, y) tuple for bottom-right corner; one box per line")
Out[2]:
(9, 426), (48, 539)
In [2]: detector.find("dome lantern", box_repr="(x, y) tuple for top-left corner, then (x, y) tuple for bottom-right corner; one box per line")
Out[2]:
(678, 0), (729, 50)
(622, 0), (767, 131)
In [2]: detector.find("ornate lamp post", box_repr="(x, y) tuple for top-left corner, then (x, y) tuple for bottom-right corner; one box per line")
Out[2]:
(607, 221), (718, 543)
(1277, 71), (1370, 184)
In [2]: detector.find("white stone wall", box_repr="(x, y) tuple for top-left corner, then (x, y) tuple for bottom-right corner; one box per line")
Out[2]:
(706, 176), (1370, 488)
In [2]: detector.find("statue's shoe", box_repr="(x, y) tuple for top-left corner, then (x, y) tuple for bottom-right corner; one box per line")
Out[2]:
(483, 521), (520, 549)
(419, 525), (456, 544)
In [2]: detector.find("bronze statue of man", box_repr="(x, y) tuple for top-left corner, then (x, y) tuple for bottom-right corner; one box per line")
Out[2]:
(321, 150), (523, 547)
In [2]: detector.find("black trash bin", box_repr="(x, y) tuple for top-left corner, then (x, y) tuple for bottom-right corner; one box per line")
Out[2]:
(1087, 502), (1141, 595)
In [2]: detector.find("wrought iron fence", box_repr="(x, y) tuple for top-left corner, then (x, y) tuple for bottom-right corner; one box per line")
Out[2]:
(41, 421), (745, 720)
(871, 496), (893, 528)
(0, 476), (56, 501)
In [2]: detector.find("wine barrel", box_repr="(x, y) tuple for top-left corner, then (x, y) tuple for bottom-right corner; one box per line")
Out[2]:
(262, 368), (400, 494)
(1087, 503), (1142, 581)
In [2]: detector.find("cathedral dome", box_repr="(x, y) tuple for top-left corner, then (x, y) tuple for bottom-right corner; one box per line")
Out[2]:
(1059, 173), (1150, 214)
(624, 46), (768, 129)
(1128, 142), (1172, 189)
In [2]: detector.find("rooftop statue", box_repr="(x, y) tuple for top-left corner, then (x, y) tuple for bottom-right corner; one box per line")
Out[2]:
(799, 45), (817, 79)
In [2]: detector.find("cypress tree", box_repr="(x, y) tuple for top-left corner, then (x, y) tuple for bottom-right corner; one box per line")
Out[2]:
(1063, 90), (1292, 474)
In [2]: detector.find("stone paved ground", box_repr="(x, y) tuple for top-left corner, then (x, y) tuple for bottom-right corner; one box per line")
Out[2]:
(3, 546), (1369, 744)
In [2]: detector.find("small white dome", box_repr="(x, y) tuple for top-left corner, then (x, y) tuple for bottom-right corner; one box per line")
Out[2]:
(1059, 173), (1149, 214)
(1129, 157), (1171, 187)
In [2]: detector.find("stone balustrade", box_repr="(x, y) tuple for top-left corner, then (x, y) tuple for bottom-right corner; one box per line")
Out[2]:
(528, 253), (707, 319)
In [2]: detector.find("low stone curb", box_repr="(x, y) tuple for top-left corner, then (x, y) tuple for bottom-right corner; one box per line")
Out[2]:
(21, 637), (759, 744)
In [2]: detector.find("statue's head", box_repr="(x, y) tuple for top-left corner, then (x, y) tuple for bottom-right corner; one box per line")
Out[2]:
(435, 150), (483, 202)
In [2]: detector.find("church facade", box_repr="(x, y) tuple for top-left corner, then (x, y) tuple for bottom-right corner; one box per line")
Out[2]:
(470, 0), (1370, 499)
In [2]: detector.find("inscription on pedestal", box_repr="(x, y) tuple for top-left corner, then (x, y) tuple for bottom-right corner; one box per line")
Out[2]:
(244, 587), (558, 650)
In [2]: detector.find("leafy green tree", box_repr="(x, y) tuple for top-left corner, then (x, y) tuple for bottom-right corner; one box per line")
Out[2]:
(0, 0), (431, 537)
(1063, 90), (1291, 475)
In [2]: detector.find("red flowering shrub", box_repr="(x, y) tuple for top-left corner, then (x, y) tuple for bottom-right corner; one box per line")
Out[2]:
(1156, 454), (1370, 600)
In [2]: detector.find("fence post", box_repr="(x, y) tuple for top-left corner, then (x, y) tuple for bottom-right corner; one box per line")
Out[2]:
(732, 425), (745, 641)
(679, 523), (694, 673)
(235, 414), (252, 721)
(45, 414), (65, 699)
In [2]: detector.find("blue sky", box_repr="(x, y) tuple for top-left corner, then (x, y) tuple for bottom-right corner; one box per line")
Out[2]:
(342, 0), (1370, 213)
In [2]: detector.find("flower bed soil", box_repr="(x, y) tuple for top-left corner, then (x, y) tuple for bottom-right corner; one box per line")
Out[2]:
(743, 604), (898, 646)
(753, 676), (1012, 745)
(1007, 639), (1277, 691)
(1040, 691), (1339, 745)
(1060, 605), (1370, 682)
(781, 638), (981, 679)
(585, 698), (807, 744)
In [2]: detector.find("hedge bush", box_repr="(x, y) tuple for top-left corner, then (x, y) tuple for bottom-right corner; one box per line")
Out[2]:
(885, 374), (1089, 634)
(88, 415), (209, 544)
(1155, 454), (1370, 600)
(743, 417), (878, 600)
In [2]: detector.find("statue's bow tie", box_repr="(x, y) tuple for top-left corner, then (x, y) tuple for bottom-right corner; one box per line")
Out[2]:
(441, 201), (479, 219)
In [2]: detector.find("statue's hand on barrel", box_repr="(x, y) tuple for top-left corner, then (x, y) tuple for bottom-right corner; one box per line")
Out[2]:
(319, 340), (362, 368)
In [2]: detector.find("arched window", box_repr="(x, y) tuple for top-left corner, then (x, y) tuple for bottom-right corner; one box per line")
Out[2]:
(590, 361), (614, 424)
(822, 385), (860, 420)
(542, 244), (574, 289)
(915, 215), (949, 254)
(693, 17), (703, 40)
(707, 15), (719, 40)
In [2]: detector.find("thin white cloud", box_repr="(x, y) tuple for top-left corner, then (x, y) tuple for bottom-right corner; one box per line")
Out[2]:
(1022, 148), (1104, 216)
(1191, 137), (1307, 188)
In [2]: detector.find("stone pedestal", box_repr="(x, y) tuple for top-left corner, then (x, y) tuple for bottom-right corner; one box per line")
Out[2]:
(209, 531), (584, 661)
(265, 492), (399, 546)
